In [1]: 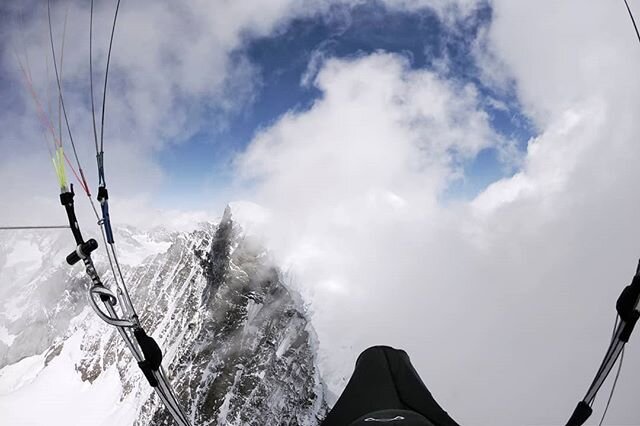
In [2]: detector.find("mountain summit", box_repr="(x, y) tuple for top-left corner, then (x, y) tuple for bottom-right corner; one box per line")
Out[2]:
(0, 205), (327, 425)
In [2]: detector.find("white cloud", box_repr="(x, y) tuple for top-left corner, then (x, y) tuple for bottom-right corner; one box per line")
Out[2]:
(478, 0), (640, 127)
(378, 0), (483, 22)
(238, 52), (497, 209)
(0, 0), (484, 227)
(232, 3), (640, 422)
(234, 50), (508, 408)
(0, 0), (332, 226)
(472, 102), (606, 217)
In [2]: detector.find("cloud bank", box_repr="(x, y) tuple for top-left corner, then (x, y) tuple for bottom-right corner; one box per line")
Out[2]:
(232, 2), (640, 425)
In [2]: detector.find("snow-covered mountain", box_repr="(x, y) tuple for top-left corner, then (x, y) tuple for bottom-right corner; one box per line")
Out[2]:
(0, 205), (328, 425)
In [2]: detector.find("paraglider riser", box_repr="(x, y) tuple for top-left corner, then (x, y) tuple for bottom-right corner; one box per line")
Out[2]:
(616, 275), (640, 342)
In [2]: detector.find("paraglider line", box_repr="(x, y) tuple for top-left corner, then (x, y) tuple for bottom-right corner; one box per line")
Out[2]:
(623, 0), (640, 45)
(99, 0), (122, 158)
(598, 348), (625, 426)
(90, 0), (100, 157)
(47, 0), (90, 196)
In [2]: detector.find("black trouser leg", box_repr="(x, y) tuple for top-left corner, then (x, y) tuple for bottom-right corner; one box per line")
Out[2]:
(383, 347), (459, 426)
(321, 346), (460, 426)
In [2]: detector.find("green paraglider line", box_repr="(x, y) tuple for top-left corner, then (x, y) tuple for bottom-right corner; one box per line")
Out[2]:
(47, 0), (90, 197)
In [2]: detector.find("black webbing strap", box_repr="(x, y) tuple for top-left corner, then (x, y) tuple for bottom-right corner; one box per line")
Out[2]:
(59, 185), (84, 245)
(565, 262), (640, 426)
(566, 401), (592, 426)
(134, 327), (163, 387)
(616, 275), (640, 342)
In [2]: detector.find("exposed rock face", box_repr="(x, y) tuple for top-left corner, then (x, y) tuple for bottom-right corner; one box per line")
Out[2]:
(0, 207), (327, 425)
(141, 207), (327, 425)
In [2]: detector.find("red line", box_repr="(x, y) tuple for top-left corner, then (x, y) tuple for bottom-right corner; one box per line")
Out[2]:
(63, 153), (90, 196)
(16, 53), (92, 197)
(18, 63), (59, 148)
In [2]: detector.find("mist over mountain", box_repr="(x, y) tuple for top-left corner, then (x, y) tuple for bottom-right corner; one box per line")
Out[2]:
(0, 205), (327, 425)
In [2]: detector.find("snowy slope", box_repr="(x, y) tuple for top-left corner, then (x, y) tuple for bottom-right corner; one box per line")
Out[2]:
(0, 225), (173, 370)
(0, 205), (327, 425)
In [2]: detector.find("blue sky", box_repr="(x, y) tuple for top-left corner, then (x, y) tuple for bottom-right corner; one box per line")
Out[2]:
(0, 0), (536, 211)
(155, 0), (534, 206)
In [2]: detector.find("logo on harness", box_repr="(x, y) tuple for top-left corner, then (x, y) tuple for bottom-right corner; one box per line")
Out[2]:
(363, 416), (406, 422)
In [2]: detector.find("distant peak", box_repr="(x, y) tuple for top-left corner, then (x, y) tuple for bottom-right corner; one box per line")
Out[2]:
(222, 204), (233, 225)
